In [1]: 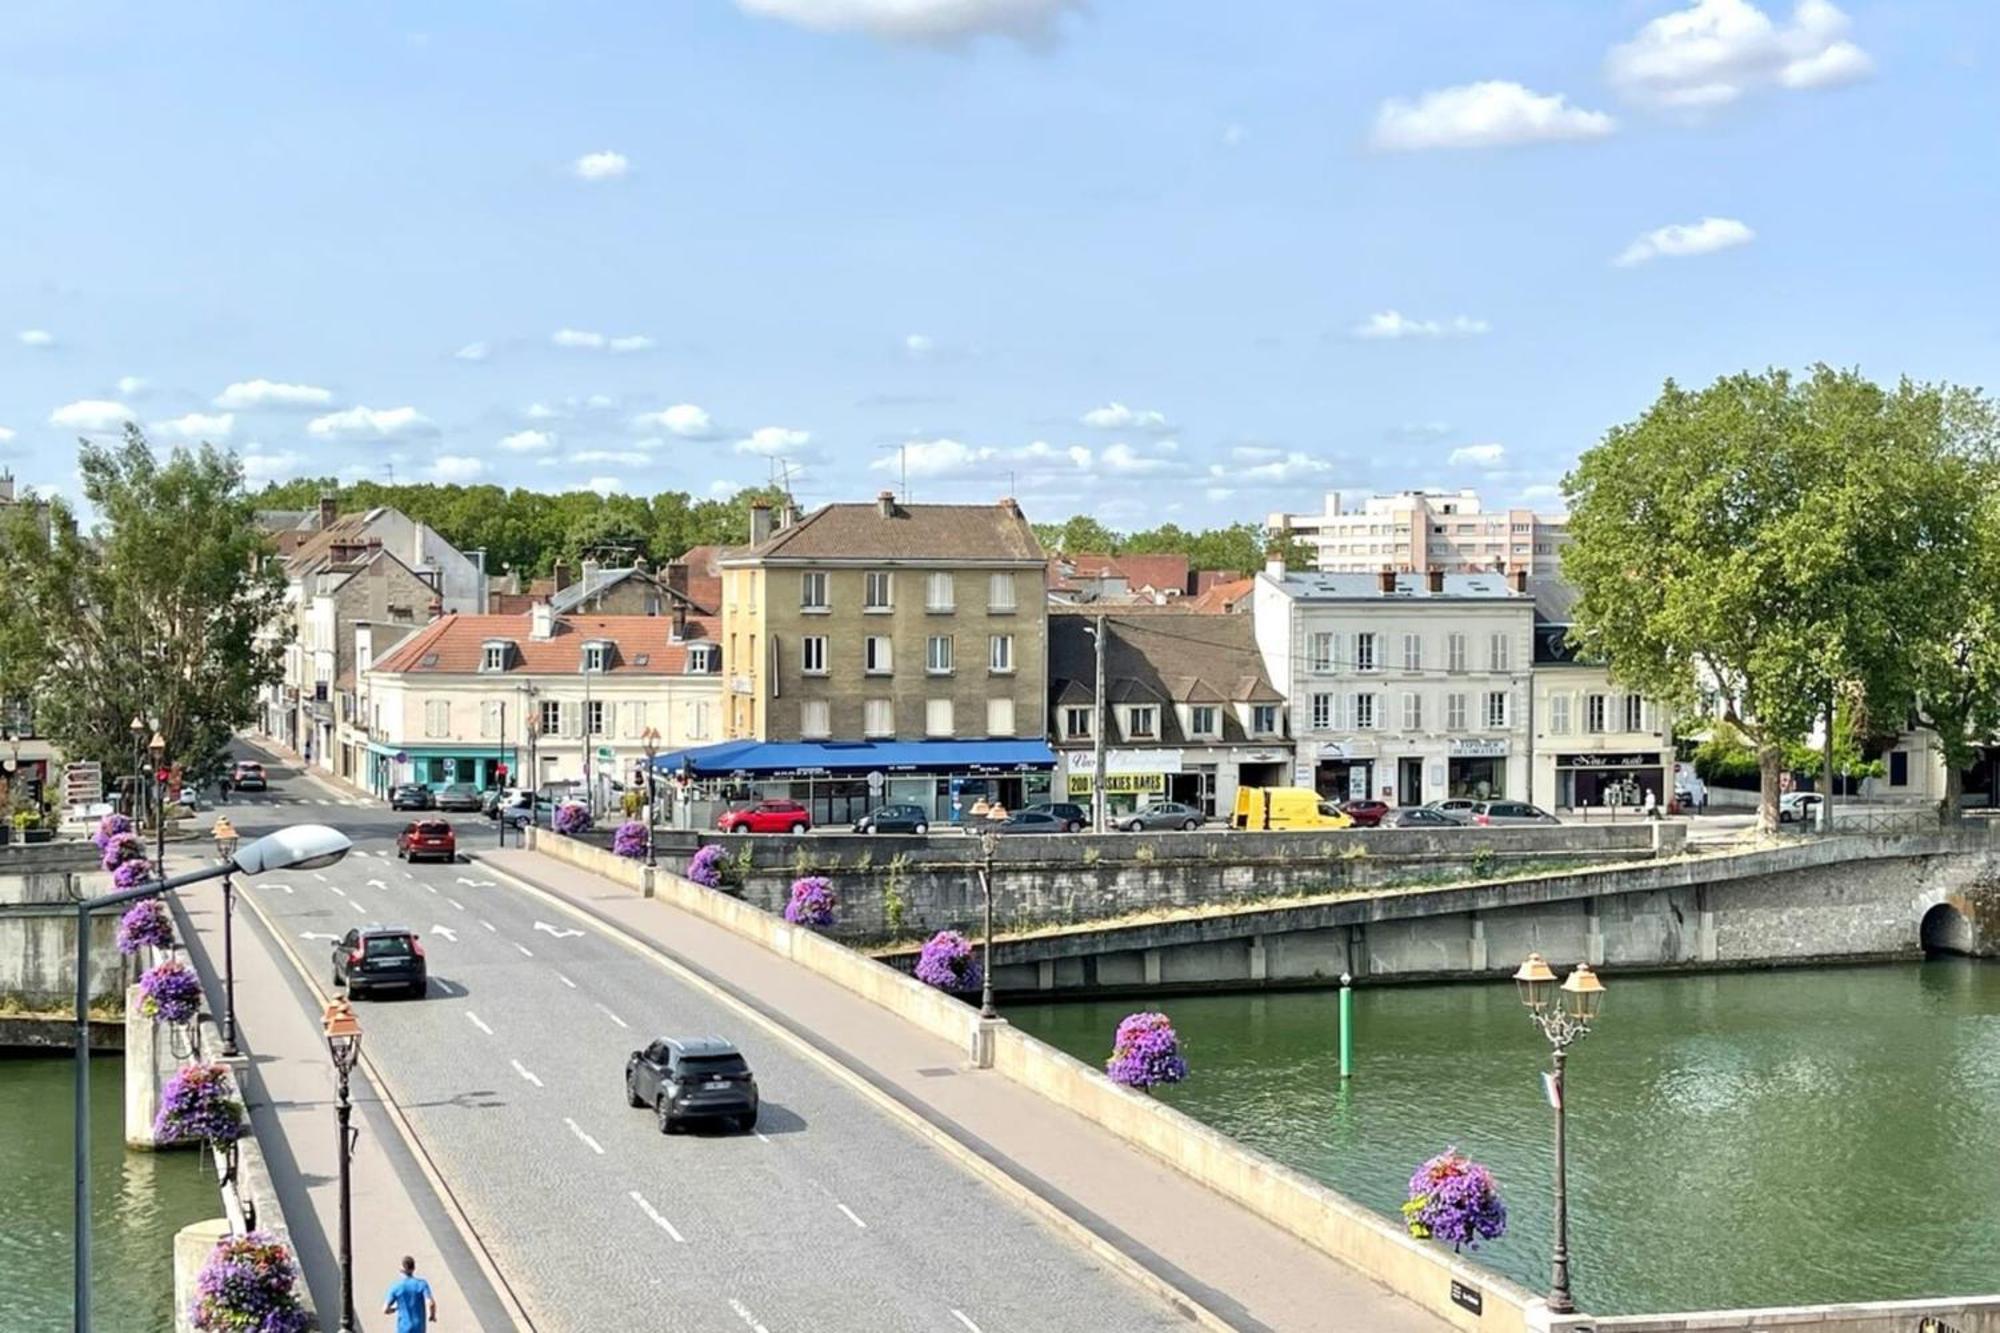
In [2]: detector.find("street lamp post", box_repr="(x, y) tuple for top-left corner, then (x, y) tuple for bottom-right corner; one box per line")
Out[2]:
(128, 715), (145, 821)
(72, 823), (353, 1333)
(1512, 952), (1608, 1316)
(977, 828), (999, 1020)
(323, 997), (363, 1333)
(640, 726), (661, 868)
(211, 817), (241, 1058)
(147, 729), (167, 867)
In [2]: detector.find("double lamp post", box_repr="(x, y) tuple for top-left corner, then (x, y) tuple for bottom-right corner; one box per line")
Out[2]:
(1511, 951), (1607, 1316)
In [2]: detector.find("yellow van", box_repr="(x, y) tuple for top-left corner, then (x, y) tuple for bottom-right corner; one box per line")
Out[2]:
(1231, 786), (1355, 831)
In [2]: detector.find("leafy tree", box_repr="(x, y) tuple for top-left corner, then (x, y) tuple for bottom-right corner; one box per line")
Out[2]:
(0, 429), (285, 787)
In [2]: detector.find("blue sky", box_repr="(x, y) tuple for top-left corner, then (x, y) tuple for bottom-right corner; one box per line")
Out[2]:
(1, 0), (1990, 532)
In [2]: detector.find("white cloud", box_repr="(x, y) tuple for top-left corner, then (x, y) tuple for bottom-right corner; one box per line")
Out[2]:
(430, 455), (486, 481)
(238, 449), (303, 481)
(1370, 81), (1615, 152)
(585, 476), (625, 496)
(150, 411), (235, 441)
(1019, 440), (1094, 470)
(874, 437), (997, 478)
(116, 376), (147, 395)
(1449, 443), (1508, 468)
(1206, 448), (1333, 485)
(50, 400), (133, 433)
(735, 0), (1079, 45)
(1099, 442), (1175, 475)
(454, 342), (489, 362)
(214, 379), (334, 410)
(1353, 310), (1491, 340)
(307, 405), (435, 439)
(17, 329), (54, 348)
(0, 426), (15, 443)
(1614, 216), (1755, 266)
(552, 328), (650, 352)
(735, 425), (811, 456)
(525, 402), (560, 420)
(573, 449), (650, 465)
(607, 335), (653, 354)
(552, 328), (606, 349)
(708, 479), (746, 499)
(904, 333), (935, 357)
(573, 150), (630, 181)
(1607, 0), (1872, 110)
(633, 403), (720, 438)
(1081, 401), (1171, 433)
(499, 429), (556, 453)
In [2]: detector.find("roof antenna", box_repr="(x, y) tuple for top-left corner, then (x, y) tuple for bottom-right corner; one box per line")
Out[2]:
(874, 444), (909, 503)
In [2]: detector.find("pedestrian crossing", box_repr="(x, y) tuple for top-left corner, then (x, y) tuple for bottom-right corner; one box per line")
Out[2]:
(231, 795), (374, 807)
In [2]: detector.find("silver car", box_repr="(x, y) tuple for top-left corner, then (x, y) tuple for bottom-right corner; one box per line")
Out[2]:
(1381, 806), (1467, 828)
(1426, 798), (1480, 820)
(1116, 801), (1206, 832)
(1467, 800), (1560, 827)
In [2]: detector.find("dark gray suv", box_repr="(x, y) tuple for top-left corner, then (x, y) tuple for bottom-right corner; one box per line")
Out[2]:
(625, 1036), (759, 1134)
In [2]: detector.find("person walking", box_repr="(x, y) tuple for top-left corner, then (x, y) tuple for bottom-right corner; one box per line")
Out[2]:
(383, 1256), (438, 1331)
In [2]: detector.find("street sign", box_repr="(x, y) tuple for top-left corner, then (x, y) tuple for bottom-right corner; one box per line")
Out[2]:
(866, 770), (884, 792)
(1448, 1282), (1483, 1316)
(1542, 1071), (1562, 1110)
(596, 746), (615, 762)
(62, 763), (102, 804)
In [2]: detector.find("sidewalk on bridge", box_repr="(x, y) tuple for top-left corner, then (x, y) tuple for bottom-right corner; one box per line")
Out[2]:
(173, 864), (524, 1332)
(472, 845), (1453, 1333)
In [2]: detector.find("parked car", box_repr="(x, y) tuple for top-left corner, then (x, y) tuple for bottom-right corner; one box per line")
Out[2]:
(1231, 787), (1354, 830)
(435, 783), (483, 812)
(389, 783), (434, 811)
(1425, 798), (1481, 820)
(396, 819), (457, 862)
(228, 760), (267, 792)
(1340, 799), (1392, 828)
(481, 787), (515, 818)
(330, 925), (427, 1000)
(993, 810), (1068, 835)
(498, 792), (545, 829)
(1115, 801), (1205, 833)
(1380, 806), (1468, 828)
(625, 1036), (759, 1134)
(1021, 801), (1089, 832)
(1778, 791), (1824, 824)
(853, 804), (931, 835)
(1468, 800), (1560, 827)
(718, 800), (812, 834)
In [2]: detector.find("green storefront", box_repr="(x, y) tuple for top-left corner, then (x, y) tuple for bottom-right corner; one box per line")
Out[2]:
(365, 742), (520, 797)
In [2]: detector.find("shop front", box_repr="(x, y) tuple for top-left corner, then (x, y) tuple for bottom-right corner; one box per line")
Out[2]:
(1310, 741), (1379, 802)
(366, 743), (520, 797)
(1553, 751), (1667, 810)
(1447, 739), (1510, 801)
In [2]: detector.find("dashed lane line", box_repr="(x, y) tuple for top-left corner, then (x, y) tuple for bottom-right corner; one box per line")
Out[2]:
(595, 1003), (628, 1029)
(481, 920), (496, 933)
(466, 1012), (494, 1036)
(628, 1191), (686, 1243)
(728, 1298), (772, 1333)
(510, 1059), (543, 1088)
(951, 1311), (982, 1333)
(836, 1203), (868, 1230)
(512, 942), (533, 958)
(556, 974), (577, 989)
(562, 1117), (604, 1155)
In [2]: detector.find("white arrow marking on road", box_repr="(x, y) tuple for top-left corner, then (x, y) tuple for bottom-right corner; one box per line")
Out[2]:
(465, 1011), (492, 1035)
(300, 932), (339, 942)
(510, 1059), (542, 1088)
(563, 1117), (604, 1155)
(628, 1191), (686, 1243)
(836, 1203), (867, 1230)
(951, 1311), (983, 1333)
(255, 882), (293, 894)
(513, 943), (533, 958)
(729, 1298), (772, 1333)
(366, 879), (387, 890)
(556, 974), (577, 989)
(595, 1004), (628, 1029)
(533, 922), (583, 939)
(431, 925), (458, 943)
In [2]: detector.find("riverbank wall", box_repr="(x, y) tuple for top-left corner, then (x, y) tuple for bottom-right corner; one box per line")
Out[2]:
(0, 842), (132, 1048)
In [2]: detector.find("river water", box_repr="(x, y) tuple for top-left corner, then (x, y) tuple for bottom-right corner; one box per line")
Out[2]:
(1011, 959), (2000, 1316)
(0, 1053), (219, 1330)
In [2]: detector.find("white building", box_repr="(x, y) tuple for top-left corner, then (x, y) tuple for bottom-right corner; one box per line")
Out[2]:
(1267, 490), (1567, 577)
(1530, 623), (1675, 812)
(1254, 564), (1536, 804)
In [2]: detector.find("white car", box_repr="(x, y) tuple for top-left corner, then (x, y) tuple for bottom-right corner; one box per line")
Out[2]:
(1777, 791), (1824, 823)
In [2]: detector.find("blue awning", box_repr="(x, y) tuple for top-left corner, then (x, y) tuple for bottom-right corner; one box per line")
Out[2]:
(649, 738), (1056, 777)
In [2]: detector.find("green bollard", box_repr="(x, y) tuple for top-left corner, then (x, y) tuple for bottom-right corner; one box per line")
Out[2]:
(1339, 971), (1353, 1079)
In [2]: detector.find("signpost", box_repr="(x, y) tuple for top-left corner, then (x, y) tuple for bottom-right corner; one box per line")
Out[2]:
(62, 763), (102, 808)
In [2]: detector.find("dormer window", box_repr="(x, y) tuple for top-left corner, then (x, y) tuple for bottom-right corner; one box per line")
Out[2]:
(583, 641), (611, 673)
(687, 643), (719, 674)
(480, 640), (513, 673)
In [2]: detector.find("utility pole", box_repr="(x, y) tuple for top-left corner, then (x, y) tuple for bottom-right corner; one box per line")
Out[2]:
(1092, 615), (1108, 833)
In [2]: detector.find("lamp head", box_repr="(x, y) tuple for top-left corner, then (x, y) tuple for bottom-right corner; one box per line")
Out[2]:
(1561, 963), (1606, 1023)
(1513, 952), (1556, 1013)
(130, 715), (146, 738)
(322, 997), (363, 1072)
(210, 815), (239, 859)
(230, 823), (352, 875)
(147, 731), (166, 758)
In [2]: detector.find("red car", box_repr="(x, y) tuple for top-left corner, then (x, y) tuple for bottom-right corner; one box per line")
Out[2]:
(717, 800), (812, 834)
(1340, 799), (1392, 828)
(397, 819), (457, 863)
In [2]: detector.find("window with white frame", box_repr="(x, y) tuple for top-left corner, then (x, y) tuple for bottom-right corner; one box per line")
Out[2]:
(1624, 694), (1646, 732)
(801, 635), (828, 675)
(988, 571), (1017, 612)
(583, 641), (610, 673)
(1586, 694), (1607, 734)
(1310, 632), (1334, 672)
(1127, 706), (1157, 739)
(586, 699), (605, 737)
(1488, 633), (1511, 673)
(925, 698), (954, 737)
(1311, 693), (1332, 730)
(865, 571), (893, 611)
(1356, 633), (1378, 673)
(1402, 693), (1422, 730)
(1190, 705), (1218, 737)
(481, 642), (509, 672)
(424, 699), (450, 738)
(801, 700), (831, 738)
(1065, 706), (1092, 738)
(989, 634), (1013, 673)
(539, 699), (562, 735)
(1403, 634), (1422, 671)
(1549, 694), (1571, 736)
(1353, 693), (1376, 730)
(686, 643), (718, 674)
(801, 571), (828, 611)
(684, 699), (708, 739)
(987, 698), (1015, 736)
(865, 699), (895, 737)
(926, 572), (955, 613)
(1485, 691), (1508, 729)
(1446, 693), (1467, 731)
(865, 636), (893, 674)
(622, 701), (650, 738)
(926, 635), (954, 675)
(1447, 633), (1467, 674)
(1252, 704), (1278, 735)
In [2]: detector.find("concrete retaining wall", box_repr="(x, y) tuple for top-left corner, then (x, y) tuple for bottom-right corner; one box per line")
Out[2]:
(1591, 1297), (2000, 1331)
(0, 869), (133, 1036)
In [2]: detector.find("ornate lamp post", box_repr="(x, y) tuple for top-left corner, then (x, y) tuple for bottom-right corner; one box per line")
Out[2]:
(128, 715), (146, 819)
(1512, 952), (1608, 1316)
(977, 827), (999, 1020)
(640, 726), (661, 867)
(210, 817), (242, 1057)
(322, 997), (364, 1333)
(147, 729), (167, 865)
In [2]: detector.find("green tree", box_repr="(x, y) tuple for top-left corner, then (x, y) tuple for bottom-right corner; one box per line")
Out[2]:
(0, 429), (285, 786)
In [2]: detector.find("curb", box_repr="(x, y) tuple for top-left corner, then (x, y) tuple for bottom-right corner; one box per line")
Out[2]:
(465, 849), (1243, 1333)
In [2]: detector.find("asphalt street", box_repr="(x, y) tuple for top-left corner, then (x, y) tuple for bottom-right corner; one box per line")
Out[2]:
(214, 755), (1191, 1333)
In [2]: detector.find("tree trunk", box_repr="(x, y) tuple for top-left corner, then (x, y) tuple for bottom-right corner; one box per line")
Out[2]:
(1941, 761), (1965, 830)
(1757, 743), (1784, 835)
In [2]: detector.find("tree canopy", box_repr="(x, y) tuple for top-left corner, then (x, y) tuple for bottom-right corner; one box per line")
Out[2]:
(1033, 516), (1307, 572)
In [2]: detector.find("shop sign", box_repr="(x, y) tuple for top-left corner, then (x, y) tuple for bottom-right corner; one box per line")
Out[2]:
(1105, 749), (1182, 774)
(1559, 753), (1657, 769)
(1449, 739), (1509, 758)
(1068, 772), (1166, 797)
(1241, 750), (1286, 764)
(1317, 740), (1376, 760)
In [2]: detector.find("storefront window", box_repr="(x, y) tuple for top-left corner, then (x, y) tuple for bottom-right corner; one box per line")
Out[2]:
(1448, 757), (1505, 799)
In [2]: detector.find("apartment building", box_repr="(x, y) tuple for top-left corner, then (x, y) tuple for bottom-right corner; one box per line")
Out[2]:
(1530, 622), (1675, 811)
(1267, 490), (1567, 577)
(1254, 564), (1536, 804)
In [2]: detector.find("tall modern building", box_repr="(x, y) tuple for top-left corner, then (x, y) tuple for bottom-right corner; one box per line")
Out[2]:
(1267, 490), (1568, 576)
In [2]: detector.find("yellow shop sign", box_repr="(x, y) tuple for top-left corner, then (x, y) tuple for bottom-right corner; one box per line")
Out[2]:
(1067, 772), (1166, 796)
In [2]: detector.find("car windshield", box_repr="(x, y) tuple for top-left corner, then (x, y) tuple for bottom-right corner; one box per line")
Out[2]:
(1318, 803), (1343, 817)
(416, 822), (450, 835)
(365, 935), (414, 958)
(679, 1054), (749, 1077)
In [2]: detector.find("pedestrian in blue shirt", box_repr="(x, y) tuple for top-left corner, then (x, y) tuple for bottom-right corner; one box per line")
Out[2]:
(383, 1255), (437, 1331)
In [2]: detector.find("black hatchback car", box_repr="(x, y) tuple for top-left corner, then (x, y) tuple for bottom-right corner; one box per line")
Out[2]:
(1022, 801), (1088, 832)
(389, 783), (434, 811)
(852, 804), (931, 835)
(331, 926), (427, 1000)
(625, 1036), (759, 1134)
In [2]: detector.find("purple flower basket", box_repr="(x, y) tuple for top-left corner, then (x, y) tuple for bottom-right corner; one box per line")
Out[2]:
(612, 820), (648, 859)
(138, 958), (203, 1025)
(101, 830), (147, 872)
(783, 876), (836, 929)
(915, 930), (982, 992)
(189, 1230), (309, 1333)
(92, 812), (132, 852)
(553, 801), (592, 836)
(687, 844), (725, 888)
(1106, 1011), (1189, 1089)
(1403, 1148), (1508, 1251)
(111, 857), (155, 891)
(117, 898), (174, 955)
(155, 1061), (245, 1147)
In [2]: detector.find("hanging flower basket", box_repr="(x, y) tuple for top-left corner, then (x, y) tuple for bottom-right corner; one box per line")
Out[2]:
(155, 1061), (246, 1147)
(111, 857), (156, 891)
(552, 801), (592, 836)
(784, 876), (836, 928)
(117, 898), (174, 955)
(138, 958), (203, 1025)
(1106, 1011), (1189, 1089)
(687, 844), (725, 888)
(92, 812), (133, 853)
(101, 830), (147, 872)
(612, 819), (648, 859)
(915, 930), (982, 992)
(1403, 1148), (1508, 1251)
(189, 1230), (310, 1333)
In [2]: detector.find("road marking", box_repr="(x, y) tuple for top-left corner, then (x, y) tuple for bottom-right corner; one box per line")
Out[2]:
(327, 885), (346, 897)
(466, 1012), (492, 1035)
(754, 1131), (770, 1144)
(481, 920), (496, 932)
(312, 872), (328, 883)
(315, 799), (330, 806)
(431, 924), (458, 943)
(300, 932), (339, 941)
(728, 1298), (772, 1333)
(595, 1003), (628, 1028)
(366, 879), (387, 890)
(513, 942), (534, 957)
(836, 1203), (867, 1230)
(533, 921), (584, 939)
(556, 973), (577, 989)
(562, 1117), (603, 1154)
(255, 882), (293, 894)
(423, 884), (437, 894)
(510, 1059), (542, 1088)
(628, 1191), (687, 1242)
(446, 898), (462, 911)
(951, 1311), (982, 1333)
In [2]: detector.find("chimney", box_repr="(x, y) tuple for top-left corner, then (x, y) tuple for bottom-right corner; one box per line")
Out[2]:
(317, 492), (337, 531)
(780, 502), (801, 530)
(1427, 568), (1445, 594)
(1264, 553), (1286, 578)
(749, 500), (773, 545)
(665, 560), (689, 603)
(671, 602), (688, 641)
(633, 554), (649, 572)
(530, 601), (555, 641)
(551, 559), (568, 593)
(1511, 568), (1529, 594)
(998, 497), (1021, 518)
(426, 595), (444, 621)
(581, 558), (601, 594)
(876, 489), (896, 518)
(1377, 567), (1397, 594)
